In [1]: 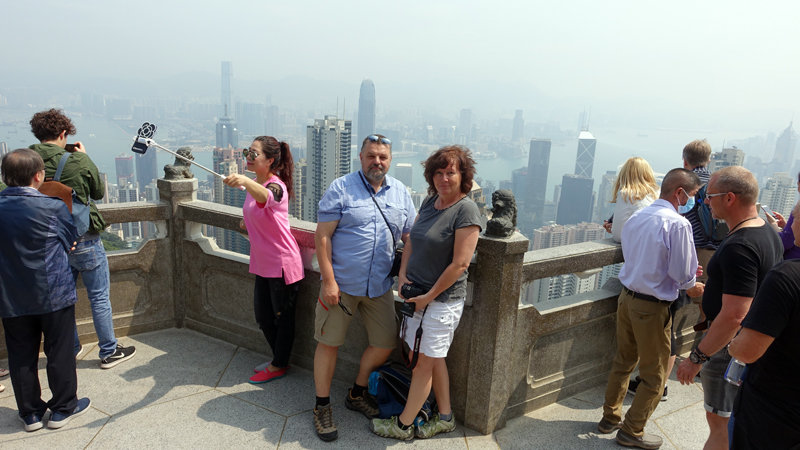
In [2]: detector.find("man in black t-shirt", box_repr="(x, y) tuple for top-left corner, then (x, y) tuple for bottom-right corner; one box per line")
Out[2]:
(676, 166), (783, 450)
(728, 259), (800, 450)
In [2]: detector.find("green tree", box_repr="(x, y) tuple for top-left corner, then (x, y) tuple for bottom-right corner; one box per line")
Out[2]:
(101, 231), (126, 251)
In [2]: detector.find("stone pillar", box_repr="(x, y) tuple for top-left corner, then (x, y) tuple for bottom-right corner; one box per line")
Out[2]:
(463, 232), (529, 434)
(157, 177), (197, 328)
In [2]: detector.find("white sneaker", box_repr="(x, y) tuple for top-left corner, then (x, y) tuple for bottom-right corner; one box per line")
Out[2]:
(75, 345), (85, 362)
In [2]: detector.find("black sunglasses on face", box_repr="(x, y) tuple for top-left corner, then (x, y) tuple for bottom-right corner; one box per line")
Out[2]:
(366, 135), (391, 146)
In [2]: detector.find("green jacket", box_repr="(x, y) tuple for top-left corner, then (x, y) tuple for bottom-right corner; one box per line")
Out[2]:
(29, 143), (107, 233)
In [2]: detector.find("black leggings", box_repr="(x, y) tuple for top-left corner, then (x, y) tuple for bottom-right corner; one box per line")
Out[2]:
(254, 275), (299, 369)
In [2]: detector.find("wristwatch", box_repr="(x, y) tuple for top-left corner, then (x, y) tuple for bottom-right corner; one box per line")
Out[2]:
(689, 348), (709, 364)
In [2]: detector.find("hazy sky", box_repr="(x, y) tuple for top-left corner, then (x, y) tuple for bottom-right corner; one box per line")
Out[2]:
(3, 1), (800, 115)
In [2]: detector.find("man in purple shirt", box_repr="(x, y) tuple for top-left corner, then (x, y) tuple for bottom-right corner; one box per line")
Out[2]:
(599, 168), (704, 449)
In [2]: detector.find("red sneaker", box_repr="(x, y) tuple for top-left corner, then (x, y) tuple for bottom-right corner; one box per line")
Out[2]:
(249, 366), (289, 384)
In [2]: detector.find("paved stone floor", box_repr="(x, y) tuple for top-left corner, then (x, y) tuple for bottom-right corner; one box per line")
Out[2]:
(0, 329), (710, 449)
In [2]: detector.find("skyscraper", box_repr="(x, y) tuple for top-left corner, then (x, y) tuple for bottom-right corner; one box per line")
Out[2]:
(395, 163), (413, 188)
(594, 170), (616, 223)
(264, 105), (280, 136)
(135, 147), (158, 188)
(221, 61), (233, 118)
(556, 174), (594, 226)
(760, 172), (797, 217)
(709, 147), (746, 172)
(512, 110), (524, 141)
(304, 116), (352, 221)
(772, 122), (797, 165)
(216, 105), (239, 149)
(236, 102), (265, 136)
(118, 183), (141, 239)
(523, 139), (551, 231)
(115, 153), (135, 187)
(357, 79), (376, 147)
(0, 142), (8, 158)
(575, 131), (597, 178)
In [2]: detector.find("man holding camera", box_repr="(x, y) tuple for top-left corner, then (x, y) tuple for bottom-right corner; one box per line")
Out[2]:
(312, 134), (416, 442)
(29, 109), (136, 369)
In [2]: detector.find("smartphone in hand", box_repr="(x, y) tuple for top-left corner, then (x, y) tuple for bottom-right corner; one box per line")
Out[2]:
(65, 143), (77, 152)
(761, 205), (775, 218)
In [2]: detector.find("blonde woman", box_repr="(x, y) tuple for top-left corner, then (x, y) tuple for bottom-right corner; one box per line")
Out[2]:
(608, 157), (660, 243)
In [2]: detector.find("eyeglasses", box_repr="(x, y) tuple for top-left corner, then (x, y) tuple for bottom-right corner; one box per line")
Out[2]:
(242, 148), (258, 160)
(366, 135), (391, 146)
(705, 192), (729, 201)
(338, 302), (352, 316)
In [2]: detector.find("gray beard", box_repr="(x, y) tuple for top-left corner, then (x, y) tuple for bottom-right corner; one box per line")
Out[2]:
(364, 169), (386, 183)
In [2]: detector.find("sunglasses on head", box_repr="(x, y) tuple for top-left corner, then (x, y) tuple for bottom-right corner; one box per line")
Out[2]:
(366, 135), (391, 146)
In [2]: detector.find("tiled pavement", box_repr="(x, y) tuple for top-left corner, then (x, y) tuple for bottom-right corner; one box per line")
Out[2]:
(0, 329), (710, 449)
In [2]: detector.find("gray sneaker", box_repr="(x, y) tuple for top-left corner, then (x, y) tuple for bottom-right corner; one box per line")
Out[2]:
(615, 429), (663, 449)
(370, 416), (414, 441)
(313, 404), (338, 442)
(415, 414), (456, 439)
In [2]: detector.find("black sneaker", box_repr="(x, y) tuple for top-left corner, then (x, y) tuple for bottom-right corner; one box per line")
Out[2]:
(345, 389), (379, 419)
(627, 376), (641, 396)
(661, 386), (668, 402)
(100, 344), (136, 369)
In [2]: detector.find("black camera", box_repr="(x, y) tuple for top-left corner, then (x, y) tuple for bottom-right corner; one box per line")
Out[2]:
(400, 284), (428, 318)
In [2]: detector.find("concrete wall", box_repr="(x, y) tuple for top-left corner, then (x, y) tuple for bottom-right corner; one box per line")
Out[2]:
(0, 177), (703, 435)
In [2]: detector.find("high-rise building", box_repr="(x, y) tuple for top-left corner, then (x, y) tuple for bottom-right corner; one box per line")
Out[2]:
(575, 131), (597, 178)
(142, 182), (160, 239)
(289, 158), (306, 218)
(115, 153), (135, 187)
(0, 142), (8, 158)
(135, 145), (158, 188)
(595, 170), (617, 223)
(709, 147), (746, 172)
(221, 61), (233, 118)
(212, 161), (250, 255)
(556, 174), (594, 226)
(216, 105), (239, 149)
(772, 122), (797, 165)
(236, 102), (265, 136)
(524, 139), (551, 231)
(304, 116), (352, 222)
(264, 105), (280, 136)
(117, 183), (141, 239)
(395, 163), (413, 188)
(357, 79), (376, 147)
(511, 167), (527, 202)
(512, 110), (524, 141)
(760, 172), (797, 217)
(98, 172), (110, 204)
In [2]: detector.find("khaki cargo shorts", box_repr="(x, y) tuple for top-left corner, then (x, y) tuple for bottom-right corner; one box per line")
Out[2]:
(314, 287), (397, 349)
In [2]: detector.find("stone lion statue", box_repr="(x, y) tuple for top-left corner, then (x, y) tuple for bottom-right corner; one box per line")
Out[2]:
(486, 189), (517, 238)
(164, 147), (194, 180)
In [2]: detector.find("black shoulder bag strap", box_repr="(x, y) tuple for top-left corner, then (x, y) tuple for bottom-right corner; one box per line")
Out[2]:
(401, 304), (430, 370)
(358, 171), (397, 251)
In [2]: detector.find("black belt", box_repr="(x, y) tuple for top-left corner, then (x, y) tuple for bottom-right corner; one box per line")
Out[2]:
(623, 286), (671, 304)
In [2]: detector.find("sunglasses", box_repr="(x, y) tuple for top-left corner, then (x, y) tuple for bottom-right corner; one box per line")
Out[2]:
(366, 135), (391, 146)
(338, 302), (352, 316)
(242, 148), (258, 159)
(704, 192), (729, 201)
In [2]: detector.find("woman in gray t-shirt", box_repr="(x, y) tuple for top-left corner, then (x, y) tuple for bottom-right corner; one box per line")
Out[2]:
(370, 146), (482, 441)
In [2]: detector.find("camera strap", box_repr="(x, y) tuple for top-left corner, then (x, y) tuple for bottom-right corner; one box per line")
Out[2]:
(401, 304), (429, 370)
(358, 172), (397, 250)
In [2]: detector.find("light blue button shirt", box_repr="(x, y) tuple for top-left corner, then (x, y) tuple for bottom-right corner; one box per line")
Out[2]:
(317, 171), (416, 297)
(618, 199), (698, 301)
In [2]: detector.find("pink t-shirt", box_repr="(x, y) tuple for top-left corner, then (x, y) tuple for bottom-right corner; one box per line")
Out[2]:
(242, 175), (304, 285)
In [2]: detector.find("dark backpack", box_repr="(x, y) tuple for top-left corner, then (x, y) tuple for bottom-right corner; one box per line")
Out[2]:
(693, 184), (727, 243)
(371, 362), (437, 422)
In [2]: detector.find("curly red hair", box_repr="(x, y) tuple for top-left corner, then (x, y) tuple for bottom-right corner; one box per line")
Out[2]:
(422, 145), (476, 196)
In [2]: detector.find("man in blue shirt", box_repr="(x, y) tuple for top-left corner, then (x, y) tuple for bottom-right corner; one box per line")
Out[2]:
(312, 135), (416, 442)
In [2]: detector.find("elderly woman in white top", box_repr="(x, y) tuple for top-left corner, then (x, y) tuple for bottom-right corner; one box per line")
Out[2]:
(606, 157), (660, 243)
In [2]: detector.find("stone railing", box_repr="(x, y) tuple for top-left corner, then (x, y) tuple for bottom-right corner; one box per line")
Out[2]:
(0, 177), (703, 434)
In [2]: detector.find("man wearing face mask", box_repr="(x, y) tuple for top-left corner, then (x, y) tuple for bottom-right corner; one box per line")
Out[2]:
(676, 166), (782, 450)
(599, 168), (704, 449)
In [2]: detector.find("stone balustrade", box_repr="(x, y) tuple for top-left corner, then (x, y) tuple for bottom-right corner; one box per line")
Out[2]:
(0, 177), (703, 434)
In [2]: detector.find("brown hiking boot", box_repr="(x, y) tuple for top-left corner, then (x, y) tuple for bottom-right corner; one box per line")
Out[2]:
(345, 389), (379, 419)
(313, 404), (338, 442)
(616, 429), (663, 449)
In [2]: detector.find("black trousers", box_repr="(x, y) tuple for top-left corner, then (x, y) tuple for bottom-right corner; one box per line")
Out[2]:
(254, 275), (298, 369)
(2, 305), (78, 416)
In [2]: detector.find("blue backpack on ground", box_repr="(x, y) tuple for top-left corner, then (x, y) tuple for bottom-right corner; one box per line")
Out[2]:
(370, 362), (437, 422)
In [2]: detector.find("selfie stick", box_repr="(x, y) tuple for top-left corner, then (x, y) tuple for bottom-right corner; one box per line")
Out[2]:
(133, 136), (245, 191)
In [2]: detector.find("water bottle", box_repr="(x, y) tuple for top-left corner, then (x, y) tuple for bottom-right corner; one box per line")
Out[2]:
(724, 357), (747, 386)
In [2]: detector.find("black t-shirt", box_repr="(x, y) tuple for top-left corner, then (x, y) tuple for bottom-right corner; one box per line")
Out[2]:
(702, 223), (782, 321)
(732, 260), (800, 449)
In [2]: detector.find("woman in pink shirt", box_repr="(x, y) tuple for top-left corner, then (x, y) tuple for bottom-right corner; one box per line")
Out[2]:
(224, 136), (304, 383)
